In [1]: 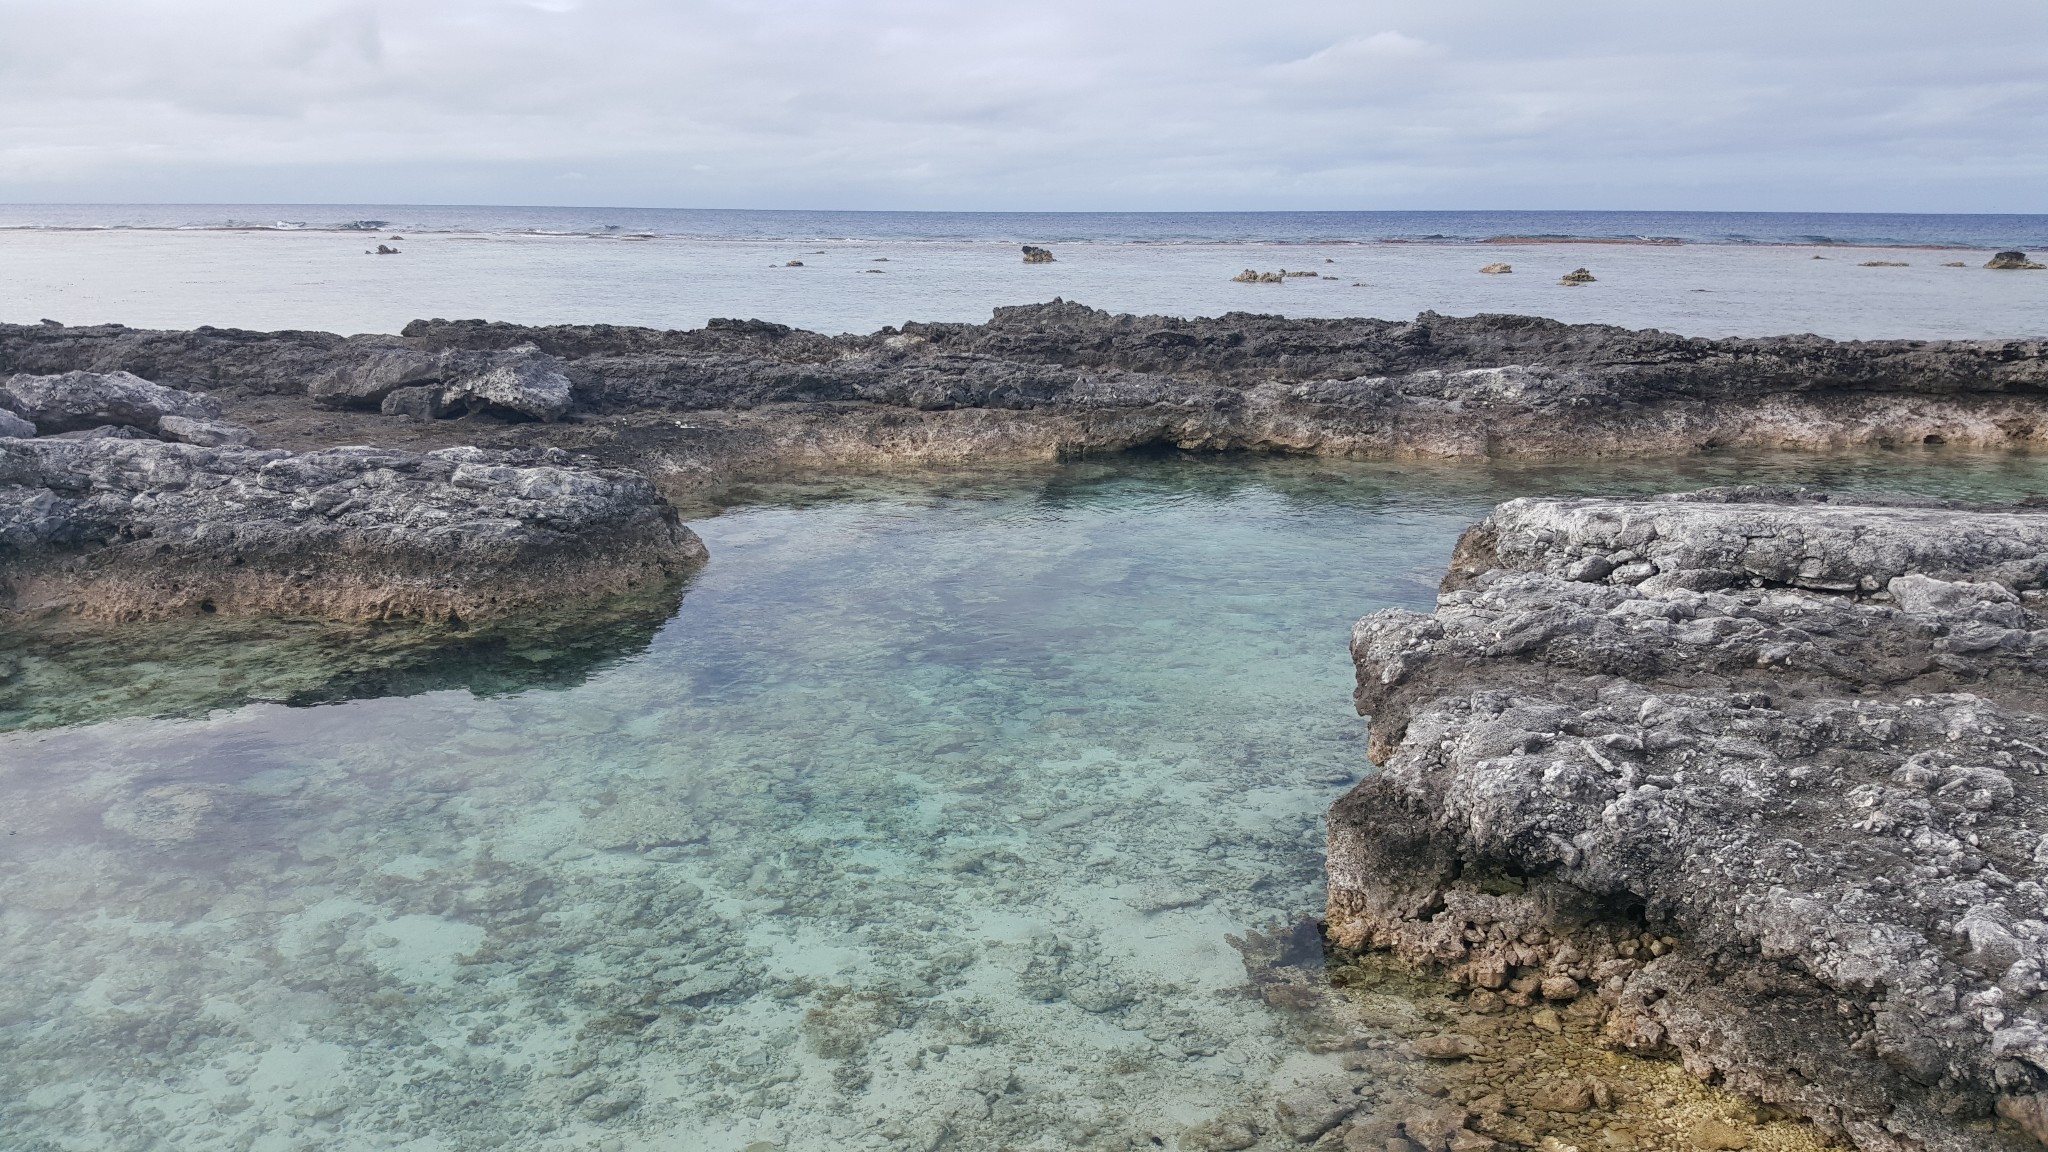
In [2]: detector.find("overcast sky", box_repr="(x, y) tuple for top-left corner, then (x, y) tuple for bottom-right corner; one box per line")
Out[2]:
(1, 0), (2042, 212)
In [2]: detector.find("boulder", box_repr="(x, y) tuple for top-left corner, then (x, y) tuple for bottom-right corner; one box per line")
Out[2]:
(1, 370), (221, 435)
(308, 347), (443, 409)
(1480, 263), (1512, 274)
(0, 410), (33, 439)
(1986, 251), (2046, 270)
(380, 385), (443, 420)
(156, 415), (256, 448)
(436, 346), (574, 422)
(1558, 268), (1596, 285)
(1021, 245), (1056, 264)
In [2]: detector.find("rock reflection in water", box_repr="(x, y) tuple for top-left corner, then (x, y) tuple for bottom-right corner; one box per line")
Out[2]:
(0, 577), (690, 732)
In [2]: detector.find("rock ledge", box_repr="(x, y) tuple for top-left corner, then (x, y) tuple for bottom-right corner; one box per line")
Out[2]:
(1331, 488), (2048, 1152)
(1, 437), (704, 625)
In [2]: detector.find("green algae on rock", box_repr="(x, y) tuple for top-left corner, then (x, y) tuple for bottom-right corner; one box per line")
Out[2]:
(0, 574), (691, 732)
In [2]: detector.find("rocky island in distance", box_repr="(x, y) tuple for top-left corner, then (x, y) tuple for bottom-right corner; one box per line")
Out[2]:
(6, 301), (2048, 1150)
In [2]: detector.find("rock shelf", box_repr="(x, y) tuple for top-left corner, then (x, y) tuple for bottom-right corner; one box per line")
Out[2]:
(3, 302), (2046, 501)
(0, 435), (702, 625)
(1331, 488), (2048, 1152)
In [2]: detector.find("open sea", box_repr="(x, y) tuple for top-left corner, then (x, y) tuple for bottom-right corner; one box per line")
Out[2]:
(1, 206), (2045, 339)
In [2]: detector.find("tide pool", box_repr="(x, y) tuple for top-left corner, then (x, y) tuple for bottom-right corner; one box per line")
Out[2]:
(5, 450), (2048, 1152)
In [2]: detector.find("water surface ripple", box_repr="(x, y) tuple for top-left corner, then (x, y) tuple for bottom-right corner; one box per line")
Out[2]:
(7, 452), (2048, 1152)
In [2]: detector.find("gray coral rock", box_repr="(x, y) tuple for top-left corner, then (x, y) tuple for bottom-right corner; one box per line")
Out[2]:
(309, 344), (573, 422)
(308, 346), (443, 409)
(156, 414), (256, 447)
(8, 305), (2048, 468)
(437, 345), (574, 422)
(0, 409), (33, 439)
(0, 438), (704, 624)
(1331, 488), (2048, 1152)
(2, 370), (222, 435)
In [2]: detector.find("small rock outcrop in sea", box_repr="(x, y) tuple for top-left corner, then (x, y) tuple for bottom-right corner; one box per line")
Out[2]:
(1861, 260), (1910, 267)
(1480, 263), (1512, 274)
(1988, 251), (2047, 270)
(1559, 267), (1597, 284)
(1329, 487), (2048, 1152)
(0, 438), (704, 624)
(1021, 245), (1055, 264)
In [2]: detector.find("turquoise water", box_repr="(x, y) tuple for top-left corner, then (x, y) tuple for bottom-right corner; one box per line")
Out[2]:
(8, 451), (2048, 1152)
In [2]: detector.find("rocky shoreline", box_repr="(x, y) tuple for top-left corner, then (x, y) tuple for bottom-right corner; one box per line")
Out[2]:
(6, 301), (2044, 623)
(4, 301), (2046, 504)
(10, 305), (2048, 1147)
(0, 368), (702, 627)
(1331, 488), (2048, 1152)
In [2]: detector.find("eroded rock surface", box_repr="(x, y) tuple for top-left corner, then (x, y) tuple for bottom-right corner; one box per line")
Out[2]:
(5, 304), (2047, 497)
(0, 437), (703, 624)
(1331, 488), (2048, 1151)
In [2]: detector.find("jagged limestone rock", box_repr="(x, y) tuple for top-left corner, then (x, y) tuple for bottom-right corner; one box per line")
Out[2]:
(0, 438), (703, 624)
(1, 369), (222, 435)
(1332, 487), (2048, 1152)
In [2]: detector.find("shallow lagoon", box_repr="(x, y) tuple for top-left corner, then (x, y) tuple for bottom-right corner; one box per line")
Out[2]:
(7, 451), (2048, 1152)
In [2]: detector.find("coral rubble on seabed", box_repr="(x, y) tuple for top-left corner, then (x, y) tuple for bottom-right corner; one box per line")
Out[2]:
(0, 474), (1424, 1152)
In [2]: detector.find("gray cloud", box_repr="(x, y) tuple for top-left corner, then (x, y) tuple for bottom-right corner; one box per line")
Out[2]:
(0, 0), (2041, 209)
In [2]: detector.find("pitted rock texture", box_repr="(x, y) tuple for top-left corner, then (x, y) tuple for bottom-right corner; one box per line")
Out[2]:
(0, 437), (704, 624)
(1, 370), (256, 446)
(308, 344), (574, 421)
(1332, 488), (2048, 1152)
(3, 370), (223, 435)
(5, 304), (2048, 488)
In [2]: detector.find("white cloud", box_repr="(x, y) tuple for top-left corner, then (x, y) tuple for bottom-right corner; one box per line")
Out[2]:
(0, 0), (2040, 210)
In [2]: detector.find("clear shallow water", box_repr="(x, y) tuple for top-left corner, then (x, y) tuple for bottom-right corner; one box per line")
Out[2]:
(2, 207), (2045, 339)
(9, 451), (2048, 1152)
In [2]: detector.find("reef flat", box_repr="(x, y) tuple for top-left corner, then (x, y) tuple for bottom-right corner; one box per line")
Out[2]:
(1332, 488), (2048, 1152)
(2, 301), (2046, 507)
(4, 301), (2043, 617)
(0, 371), (703, 626)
